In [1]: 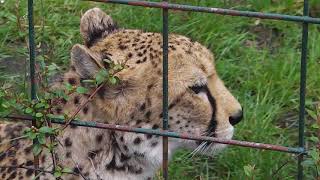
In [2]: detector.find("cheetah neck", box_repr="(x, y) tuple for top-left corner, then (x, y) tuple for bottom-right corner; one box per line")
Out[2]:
(55, 124), (165, 180)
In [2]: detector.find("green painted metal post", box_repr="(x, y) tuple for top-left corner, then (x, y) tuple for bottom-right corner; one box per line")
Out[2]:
(27, 0), (39, 178)
(298, 0), (309, 179)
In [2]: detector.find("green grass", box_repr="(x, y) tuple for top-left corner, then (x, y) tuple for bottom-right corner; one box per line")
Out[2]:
(0, 0), (319, 179)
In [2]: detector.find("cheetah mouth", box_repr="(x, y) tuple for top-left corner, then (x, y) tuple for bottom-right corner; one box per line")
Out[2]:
(194, 126), (234, 153)
(214, 126), (234, 139)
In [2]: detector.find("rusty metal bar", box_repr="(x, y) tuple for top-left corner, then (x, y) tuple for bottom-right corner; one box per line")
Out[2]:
(162, 0), (169, 179)
(27, 0), (40, 178)
(6, 115), (306, 154)
(298, 0), (309, 179)
(89, 0), (320, 24)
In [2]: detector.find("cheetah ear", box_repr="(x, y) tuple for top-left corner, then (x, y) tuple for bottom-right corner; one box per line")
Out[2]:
(80, 7), (118, 47)
(71, 44), (103, 78)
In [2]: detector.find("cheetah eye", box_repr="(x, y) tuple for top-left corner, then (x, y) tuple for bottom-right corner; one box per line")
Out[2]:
(189, 84), (206, 94)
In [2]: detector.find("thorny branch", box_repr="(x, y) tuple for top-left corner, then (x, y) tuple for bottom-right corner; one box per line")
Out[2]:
(0, 165), (79, 176)
(61, 82), (106, 130)
(44, 117), (57, 172)
(0, 135), (27, 146)
(61, 60), (124, 129)
(71, 158), (89, 180)
(271, 152), (304, 178)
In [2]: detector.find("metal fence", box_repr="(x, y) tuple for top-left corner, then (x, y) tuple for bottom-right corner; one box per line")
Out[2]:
(7, 0), (320, 179)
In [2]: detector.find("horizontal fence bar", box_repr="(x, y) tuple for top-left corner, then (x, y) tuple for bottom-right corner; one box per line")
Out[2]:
(6, 114), (306, 154)
(89, 0), (320, 24)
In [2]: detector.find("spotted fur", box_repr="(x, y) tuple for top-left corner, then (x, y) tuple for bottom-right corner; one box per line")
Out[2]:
(0, 8), (243, 180)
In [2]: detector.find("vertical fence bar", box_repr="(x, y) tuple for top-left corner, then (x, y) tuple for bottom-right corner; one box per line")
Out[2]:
(27, 0), (39, 178)
(28, 0), (36, 99)
(162, 0), (169, 179)
(298, 0), (309, 179)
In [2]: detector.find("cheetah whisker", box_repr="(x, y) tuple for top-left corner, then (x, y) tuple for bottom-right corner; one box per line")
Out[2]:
(190, 142), (207, 158)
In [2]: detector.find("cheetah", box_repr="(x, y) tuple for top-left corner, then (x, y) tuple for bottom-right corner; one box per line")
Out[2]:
(0, 8), (243, 180)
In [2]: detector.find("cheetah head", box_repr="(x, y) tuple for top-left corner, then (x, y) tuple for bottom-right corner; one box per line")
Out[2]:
(65, 8), (243, 170)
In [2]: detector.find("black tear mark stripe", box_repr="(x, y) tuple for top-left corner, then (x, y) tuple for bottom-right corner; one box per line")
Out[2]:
(204, 85), (217, 136)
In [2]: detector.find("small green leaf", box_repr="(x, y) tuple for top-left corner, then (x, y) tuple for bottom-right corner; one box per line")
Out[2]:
(35, 103), (45, 109)
(114, 76), (120, 83)
(62, 93), (69, 101)
(309, 149), (320, 162)
(54, 171), (62, 177)
(76, 86), (88, 94)
(23, 127), (32, 133)
(81, 79), (95, 83)
(114, 64), (123, 70)
(95, 75), (105, 85)
(48, 63), (59, 71)
(109, 76), (117, 85)
(306, 109), (317, 120)
(309, 136), (319, 142)
(32, 143), (42, 156)
(35, 112), (43, 118)
(62, 167), (73, 173)
(243, 165), (254, 177)
(45, 104), (50, 109)
(65, 83), (73, 91)
(37, 134), (46, 144)
(56, 166), (62, 171)
(47, 142), (58, 152)
(301, 159), (315, 167)
(24, 128), (38, 140)
(31, 100), (37, 105)
(27, 131), (37, 140)
(44, 92), (52, 100)
(39, 126), (54, 134)
(1, 102), (9, 109)
(95, 69), (108, 85)
(103, 58), (111, 64)
(25, 107), (33, 114)
(311, 124), (320, 129)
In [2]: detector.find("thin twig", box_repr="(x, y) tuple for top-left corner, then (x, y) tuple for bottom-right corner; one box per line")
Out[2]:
(33, 170), (45, 180)
(71, 157), (88, 180)
(0, 165), (79, 176)
(60, 58), (125, 130)
(272, 153), (303, 177)
(54, 138), (88, 180)
(88, 156), (102, 180)
(0, 144), (15, 157)
(61, 83), (106, 130)
(44, 117), (57, 172)
(0, 135), (27, 145)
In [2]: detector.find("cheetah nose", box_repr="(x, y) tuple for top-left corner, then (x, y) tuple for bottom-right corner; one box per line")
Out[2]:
(229, 110), (243, 126)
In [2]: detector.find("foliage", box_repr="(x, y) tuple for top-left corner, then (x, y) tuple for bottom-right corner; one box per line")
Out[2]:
(0, 34), (123, 177)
